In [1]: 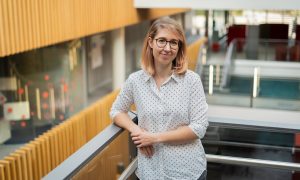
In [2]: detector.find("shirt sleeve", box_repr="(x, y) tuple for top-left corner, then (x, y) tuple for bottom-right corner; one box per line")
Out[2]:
(188, 74), (208, 139)
(110, 75), (134, 120)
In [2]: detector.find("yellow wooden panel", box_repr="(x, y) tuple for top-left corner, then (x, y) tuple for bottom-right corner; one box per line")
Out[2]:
(84, 106), (96, 141)
(8, 0), (17, 53)
(94, 103), (102, 133)
(1, 0), (10, 56)
(27, 0), (34, 49)
(91, 106), (98, 135)
(49, 0), (55, 43)
(26, 141), (40, 180)
(33, 0), (40, 47)
(19, 148), (34, 180)
(64, 121), (73, 156)
(72, 116), (82, 150)
(13, 150), (28, 180)
(38, 0), (45, 44)
(54, 127), (63, 162)
(43, 135), (52, 173)
(14, 154), (23, 180)
(0, 164), (5, 180)
(66, 120), (75, 153)
(19, 0), (28, 51)
(40, 136), (51, 174)
(9, 153), (23, 180)
(53, 128), (61, 166)
(0, 0), (187, 57)
(61, 122), (70, 157)
(13, 0), (22, 51)
(24, 143), (39, 180)
(28, 141), (42, 179)
(0, 89), (130, 179)
(59, 125), (68, 160)
(187, 38), (207, 71)
(0, 160), (11, 180)
(76, 114), (87, 146)
(71, 146), (110, 180)
(45, 130), (59, 169)
(35, 137), (48, 176)
(61, 125), (68, 160)
(3, 157), (17, 180)
(0, 0), (6, 55)
(49, 130), (57, 167)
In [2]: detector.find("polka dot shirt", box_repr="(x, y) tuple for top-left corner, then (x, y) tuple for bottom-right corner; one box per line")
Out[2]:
(110, 70), (208, 180)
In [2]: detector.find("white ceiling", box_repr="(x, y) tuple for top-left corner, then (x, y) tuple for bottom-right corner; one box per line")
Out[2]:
(134, 0), (300, 10)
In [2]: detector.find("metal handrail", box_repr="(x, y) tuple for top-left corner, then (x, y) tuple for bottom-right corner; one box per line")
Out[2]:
(206, 154), (300, 171)
(220, 39), (236, 89)
(195, 43), (207, 76)
(202, 139), (300, 152)
(119, 154), (300, 180)
(43, 111), (137, 180)
(118, 157), (138, 180)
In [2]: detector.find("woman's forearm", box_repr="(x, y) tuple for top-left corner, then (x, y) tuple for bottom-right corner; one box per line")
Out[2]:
(114, 112), (155, 157)
(132, 126), (198, 147)
(155, 126), (198, 144)
(113, 112), (140, 133)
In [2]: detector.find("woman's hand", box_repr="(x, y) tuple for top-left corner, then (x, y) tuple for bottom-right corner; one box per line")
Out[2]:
(131, 129), (156, 157)
(139, 145), (154, 157)
(131, 130), (159, 148)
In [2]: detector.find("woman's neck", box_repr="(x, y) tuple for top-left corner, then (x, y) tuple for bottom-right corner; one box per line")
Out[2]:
(153, 65), (173, 90)
(154, 64), (173, 79)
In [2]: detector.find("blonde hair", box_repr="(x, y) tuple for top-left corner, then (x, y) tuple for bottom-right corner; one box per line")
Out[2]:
(141, 17), (188, 76)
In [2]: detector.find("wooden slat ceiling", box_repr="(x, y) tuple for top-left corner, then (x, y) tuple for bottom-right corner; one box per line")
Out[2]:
(0, 0), (188, 57)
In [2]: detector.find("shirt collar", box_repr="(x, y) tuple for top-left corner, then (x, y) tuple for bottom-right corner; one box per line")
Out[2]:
(143, 70), (152, 82)
(170, 73), (180, 83)
(143, 70), (180, 83)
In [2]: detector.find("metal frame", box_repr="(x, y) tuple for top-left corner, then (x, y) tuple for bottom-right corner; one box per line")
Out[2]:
(43, 111), (137, 180)
(118, 154), (300, 180)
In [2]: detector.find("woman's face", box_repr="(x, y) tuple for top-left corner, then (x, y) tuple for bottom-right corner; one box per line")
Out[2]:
(149, 28), (180, 68)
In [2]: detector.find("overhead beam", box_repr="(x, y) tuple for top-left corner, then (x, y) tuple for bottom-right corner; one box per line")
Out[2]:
(134, 0), (300, 10)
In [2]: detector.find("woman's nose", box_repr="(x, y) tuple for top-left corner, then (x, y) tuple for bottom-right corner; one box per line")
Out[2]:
(163, 42), (171, 51)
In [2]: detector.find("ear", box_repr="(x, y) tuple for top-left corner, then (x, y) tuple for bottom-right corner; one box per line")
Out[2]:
(148, 37), (153, 48)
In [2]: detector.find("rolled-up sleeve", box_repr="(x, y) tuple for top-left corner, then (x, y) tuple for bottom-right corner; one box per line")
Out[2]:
(110, 75), (134, 121)
(188, 75), (208, 139)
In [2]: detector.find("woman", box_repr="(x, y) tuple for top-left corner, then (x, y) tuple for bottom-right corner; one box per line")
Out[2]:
(110, 17), (208, 180)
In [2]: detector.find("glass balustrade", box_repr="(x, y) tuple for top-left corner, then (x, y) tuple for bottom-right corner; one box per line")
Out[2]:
(200, 39), (300, 111)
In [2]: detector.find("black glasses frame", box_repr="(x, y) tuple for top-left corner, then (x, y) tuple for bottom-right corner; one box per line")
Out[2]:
(154, 38), (180, 50)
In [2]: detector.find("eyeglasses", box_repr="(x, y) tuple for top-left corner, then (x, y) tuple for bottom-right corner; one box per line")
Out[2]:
(154, 38), (180, 50)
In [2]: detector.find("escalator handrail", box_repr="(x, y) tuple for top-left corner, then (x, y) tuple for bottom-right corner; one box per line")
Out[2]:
(220, 39), (236, 89)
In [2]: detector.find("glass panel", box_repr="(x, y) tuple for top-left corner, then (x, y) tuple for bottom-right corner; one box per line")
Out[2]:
(204, 124), (297, 180)
(85, 32), (113, 105)
(0, 40), (85, 145)
(208, 164), (293, 180)
(71, 131), (136, 180)
(253, 78), (300, 111)
(202, 41), (300, 111)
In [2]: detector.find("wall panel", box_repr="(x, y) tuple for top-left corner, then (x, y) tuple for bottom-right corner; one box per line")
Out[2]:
(0, 0), (187, 57)
(187, 38), (207, 71)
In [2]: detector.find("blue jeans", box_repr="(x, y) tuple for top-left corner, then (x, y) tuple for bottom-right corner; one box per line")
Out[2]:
(198, 170), (207, 180)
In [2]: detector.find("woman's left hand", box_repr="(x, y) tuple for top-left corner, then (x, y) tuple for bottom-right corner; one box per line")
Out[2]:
(131, 130), (159, 148)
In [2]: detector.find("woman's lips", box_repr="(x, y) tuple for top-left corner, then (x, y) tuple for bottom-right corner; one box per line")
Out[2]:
(160, 53), (170, 58)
